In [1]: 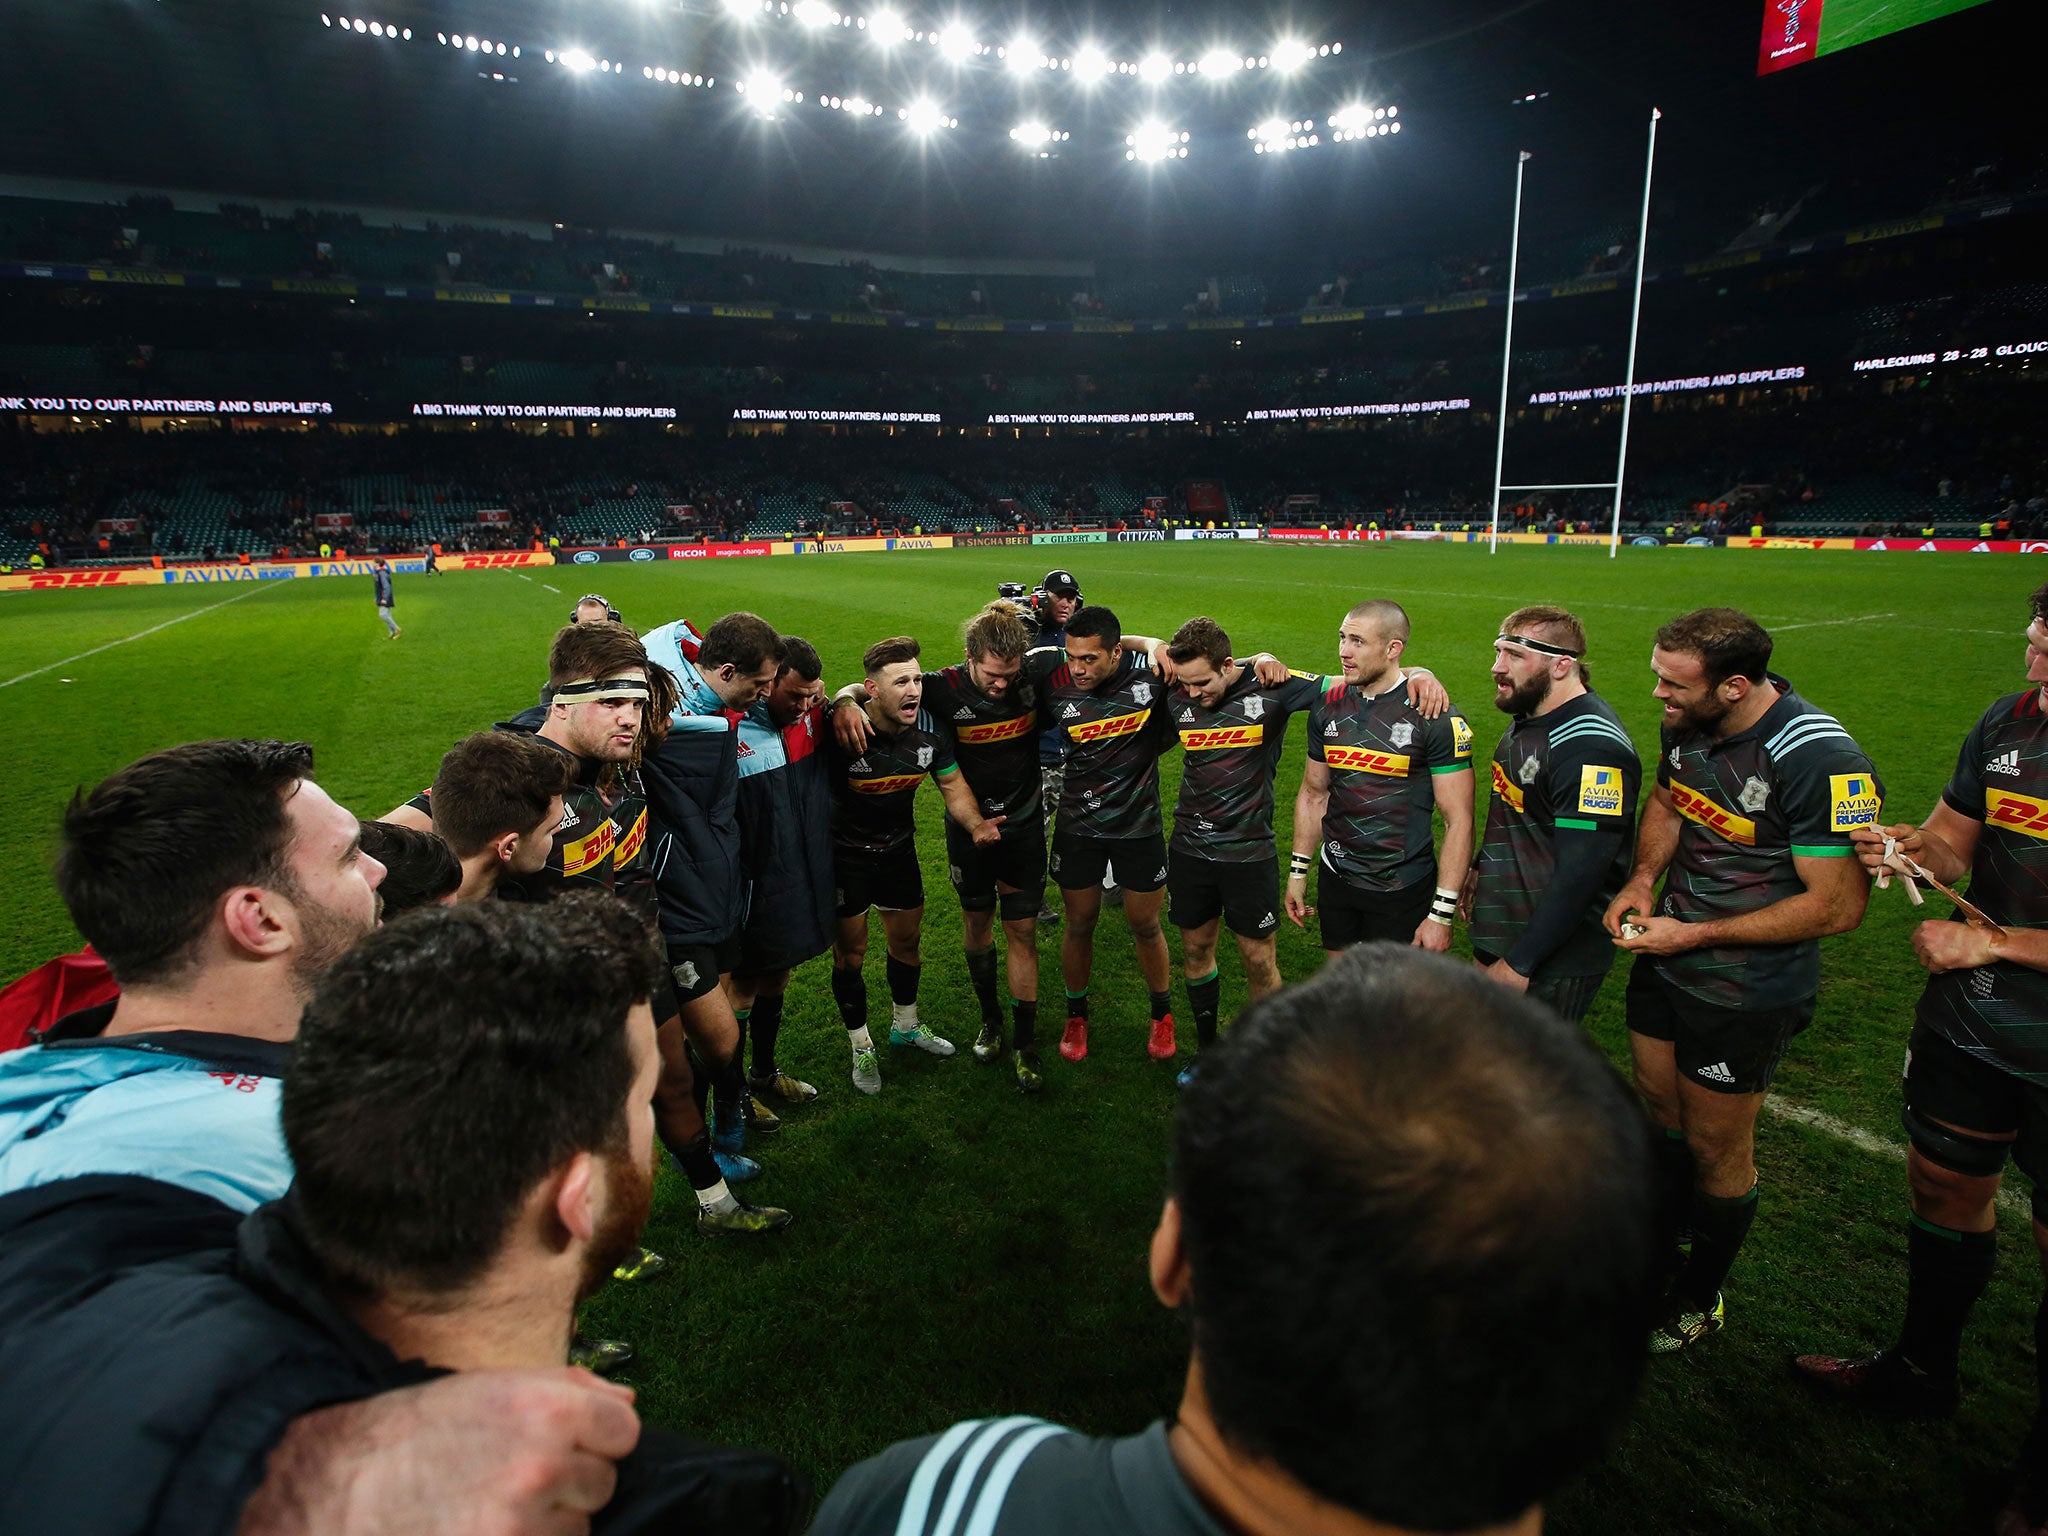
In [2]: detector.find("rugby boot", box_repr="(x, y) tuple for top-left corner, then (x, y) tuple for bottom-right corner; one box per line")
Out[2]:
(745, 1095), (781, 1135)
(1058, 1017), (1089, 1062)
(710, 1094), (747, 1157)
(1147, 1014), (1178, 1061)
(697, 1200), (794, 1236)
(750, 1069), (820, 1104)
(568, 1334), (635, 1374)
(1176, 1057), (1201, 1091)
(1791, 1349), (1959, 1418)
(972, 1022), (1005, 1063)
(611, 1246), (667, 1283)
(1648, 1291), (1724, 1354)
(1014, 1049), (1045, 1094)
(890, 1022), (956, 1057)
(852, 1046), (883, 1095)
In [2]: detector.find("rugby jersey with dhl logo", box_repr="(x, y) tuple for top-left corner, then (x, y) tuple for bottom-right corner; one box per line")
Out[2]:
(1653, 677), (1882, 1009)
(1918, 689), (2048, 1084)
(1470, 690), (1641, 978)
(1169, 669), (1326, 863)
(828, 708), (958, 856)
(921, 662), (1043, 841)
(1307, 675), (1474, 893)
(1039, 651), (1173, 840)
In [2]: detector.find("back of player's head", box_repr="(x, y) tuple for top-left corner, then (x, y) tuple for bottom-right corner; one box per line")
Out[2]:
(284, 894), (664, 1295)
(1502, 603), (1591, 685)
(56, 739), (317, 987)
(863, 635), (921, 676)
(1344, 598), (1410, 646)
(1172, 944), (1657, 1530)
(2029, 583), (2048, 628)
(1655, 607), (1772, 686)
(1066, 604), (1121, 650)
(776, 635), (823, 683)
(428, 732), (573, 859)
(356, 820), (461, 916)
(1166, 616), (1232, 670)
(964, 600), (1032, 662)
(698, 612), (781, 675)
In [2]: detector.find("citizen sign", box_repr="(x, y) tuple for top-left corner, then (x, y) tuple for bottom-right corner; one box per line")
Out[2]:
(1113, 530), (1167, 542)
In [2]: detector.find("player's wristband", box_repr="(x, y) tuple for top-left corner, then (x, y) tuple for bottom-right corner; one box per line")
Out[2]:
(1430, 888), (1459, 924)
(1289, 852), (1313, 879)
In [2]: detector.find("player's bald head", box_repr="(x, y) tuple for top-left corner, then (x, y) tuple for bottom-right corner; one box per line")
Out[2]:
(1345, 600), (1410, 646)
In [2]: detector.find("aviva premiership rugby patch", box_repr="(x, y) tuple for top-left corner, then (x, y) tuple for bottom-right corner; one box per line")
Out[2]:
(1830, 773), (1881, 831)
(1578, 765), (1625, 815)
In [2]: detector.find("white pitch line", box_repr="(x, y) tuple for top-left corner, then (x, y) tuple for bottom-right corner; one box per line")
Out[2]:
(1772, 612), (1895, 632)
(0, 584), (272, 691)
(516, 574), (534, 583)
(543, 584), (562, 593)
(1765, 1098), (2029, 1218)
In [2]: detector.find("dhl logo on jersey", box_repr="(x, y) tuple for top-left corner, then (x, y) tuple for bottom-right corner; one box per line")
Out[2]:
(1491, 760), (1526, 812)
(560, 819), (618, 878)
(1325, 746), (1411, 777)
(1578, 765), (1625, 816)
(1830, 774), (1881, 832)
(850, 773), (926, 795)
(613, 808), (649, 867)
(1181, 724), (1264, 751)
(1068, 709), (1150, 745)
(1987, 788), (2048, 841)
(957, 714), (1034, 745)
(1670, 780), (1756, 846)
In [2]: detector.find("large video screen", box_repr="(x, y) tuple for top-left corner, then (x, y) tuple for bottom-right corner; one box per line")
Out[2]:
(1759, 0), (1994, 73)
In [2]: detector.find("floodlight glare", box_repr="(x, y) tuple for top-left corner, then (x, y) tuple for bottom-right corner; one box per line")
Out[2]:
(1138, 52), (1171, 81)
(1126, 120), (1187, 161)
(561, 48), (597, 71)
(936, 24), (976, 60)
(868, 7), (904, 42)
(1006, 37), (1039, 73)
(1073, 46), (1110, 82)
(794, 0), (833, 26)
(1199, 48), (1240, 76)
(1010, 121), (1051, 145)
(1271, 38), (1312, 71)
(904, 98), (948, 133)
(723, 0), (758, 19)
(1328, 104), (1369, 135)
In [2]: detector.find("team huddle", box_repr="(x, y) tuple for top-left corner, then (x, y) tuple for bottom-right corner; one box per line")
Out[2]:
(8, 566), (2048, 1532)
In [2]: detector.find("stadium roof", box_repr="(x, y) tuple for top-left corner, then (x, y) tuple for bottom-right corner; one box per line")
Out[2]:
(0, 0), (2023, 263)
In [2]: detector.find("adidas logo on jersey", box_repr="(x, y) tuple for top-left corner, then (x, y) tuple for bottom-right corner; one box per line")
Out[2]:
(556, 804), (581, 832)
(1324, 721), (1340, 738)
(1179, 708), (1195, 723)
(1988, 749), (2023, 777)
(954, 706), (976, 721)
(1696, 1061), (1736, 1085)
(1062, 703), (1081, 719)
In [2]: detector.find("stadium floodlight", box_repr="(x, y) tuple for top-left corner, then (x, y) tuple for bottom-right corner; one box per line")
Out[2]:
(936, 24), (977, 60)
(1270, 38), (1313, 71)
(1198, 48), (1240, 76)
(1138, 52), (1172, 82)
(867, 7), (906, 43)
(1004, 37), (1040, 74)
(794, 0), (833, 25)
(724, 0), (759, 19)
(1327, 104), (1370, 137)
(560, 48), (597, 71)
(1010, 121), (1052, 145)
(1125, 121), (1189, 161)
(739, 73), (785, 113)
(902, 98), (954, 133)
(1073, 46), (1110, 83)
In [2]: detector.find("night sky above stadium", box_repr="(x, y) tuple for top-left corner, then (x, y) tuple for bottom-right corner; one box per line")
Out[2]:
(0, 0), (2020, 261)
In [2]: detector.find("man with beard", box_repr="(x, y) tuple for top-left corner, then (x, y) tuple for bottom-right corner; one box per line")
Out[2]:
(827, 636), (1004, 1095)
(0, 740), (384, 1207)
(0, 897), (809, 1536)
(1286, 601), (1476, 965)
(1604, 607), (1879, 1355)
(728, 636), (834, 1116)
(1467, 606), (1641, 1023)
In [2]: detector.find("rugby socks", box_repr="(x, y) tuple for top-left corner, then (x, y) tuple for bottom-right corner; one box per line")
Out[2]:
(672, 1132), (738, 1213)
(1011, 998), (1038, 1053)
(749, 992), (785, 1080)
(1674, 1184), (1759, 1313)
(965, 946), (1002, 1029)
(1066, 987), (1090, 1021)
(1654, 1128), (1696, 1255)
(1148, 990), (1173, 1024)
(886, 954), (921, 1032)
(831, 965), (868, 1034)
(1896, 1217), (1996, 1381)
(1185, 970), (1222, 1048)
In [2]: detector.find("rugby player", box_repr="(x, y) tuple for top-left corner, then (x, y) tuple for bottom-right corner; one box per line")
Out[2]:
(833, 600), (1052, 1091)
(1468, 606), (1641, 1022)
(1286, 601), (1476, 963)
(1604, 607), (1879, 1352)
(1157, 617), (1326, 1087)
(729, 637), (834, 1117)
(809, 946), (1659, 1536)
(827, 637), (1004, 1095)
(641, 612), (793, 1233)
(354, 821), (461, 916)
(1793, 586), (2048, 1533)
(372, 557), (399, 640)
(1032, 570), (1083, 921)
(419, 730), (571, 904)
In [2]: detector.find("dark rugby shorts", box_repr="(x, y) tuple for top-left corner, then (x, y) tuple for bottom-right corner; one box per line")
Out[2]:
(1903, 1021), (2048, 1216)
(1169, 849), (1281, 938)
(1625, 959), (1814, 1094)
(945, 820), (1048, 921)
(834, 843), (926, 918)
(1052, 828), (1168, 893)
(1317, 875), (1433, 951)
(1470, 950), (1613, 1026)
(666, 934), (742, 1006)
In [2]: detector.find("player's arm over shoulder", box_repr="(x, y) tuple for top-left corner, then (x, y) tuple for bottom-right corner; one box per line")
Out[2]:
(810, 1433), (950, 1535)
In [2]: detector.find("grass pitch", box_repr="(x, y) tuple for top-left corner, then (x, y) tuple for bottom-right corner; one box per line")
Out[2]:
(1816, 0), (1996, 56)
(0, 542), (2039, 1534)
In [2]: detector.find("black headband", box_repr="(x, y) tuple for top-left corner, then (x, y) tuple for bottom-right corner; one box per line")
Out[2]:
(1497, 632), (1583, 659)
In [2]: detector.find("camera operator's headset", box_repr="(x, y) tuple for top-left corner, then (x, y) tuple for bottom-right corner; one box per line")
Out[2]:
(572, 593), (622, 624)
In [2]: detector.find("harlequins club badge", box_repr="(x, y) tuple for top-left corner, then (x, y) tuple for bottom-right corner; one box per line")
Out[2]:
(1739, 775), (1771, 813)
(1389, 721), (1415, 749)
